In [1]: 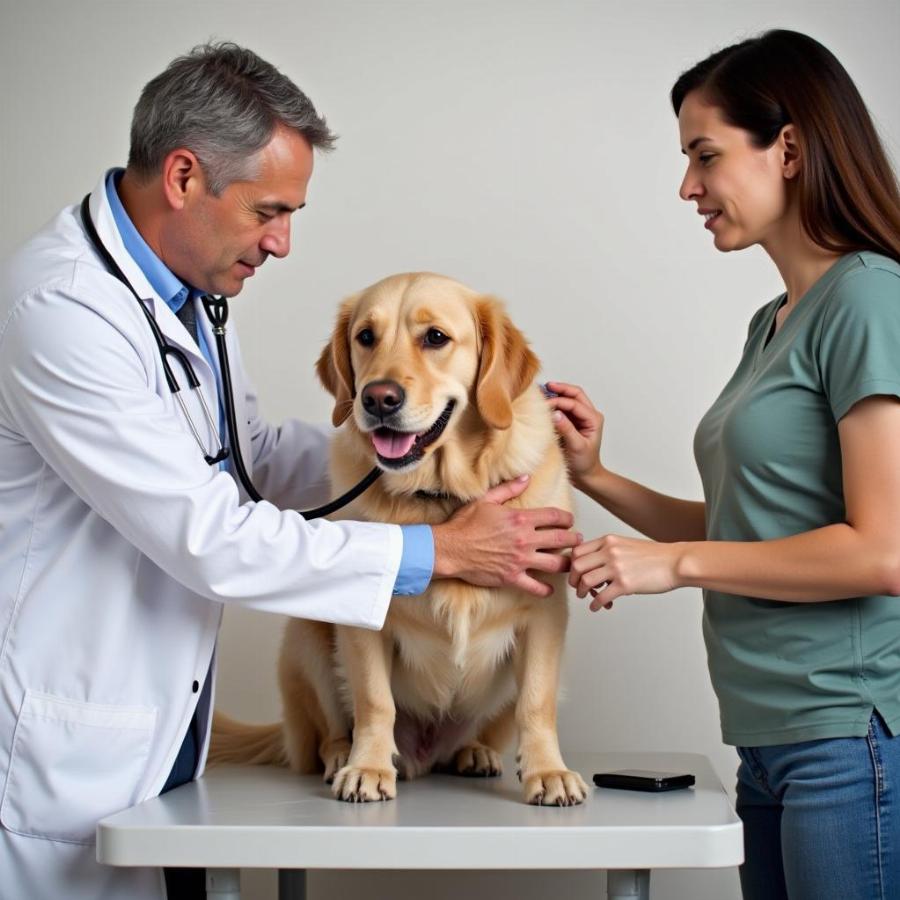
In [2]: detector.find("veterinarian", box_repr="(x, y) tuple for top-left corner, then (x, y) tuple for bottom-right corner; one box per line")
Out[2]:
(549, 30), (900, 900)
(0, 43), (579, 900)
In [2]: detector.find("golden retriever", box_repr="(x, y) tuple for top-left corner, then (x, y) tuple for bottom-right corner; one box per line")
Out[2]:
(211, 272), (587, 806)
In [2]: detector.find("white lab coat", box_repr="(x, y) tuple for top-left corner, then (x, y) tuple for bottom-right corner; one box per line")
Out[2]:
(0, 172), (402, 900)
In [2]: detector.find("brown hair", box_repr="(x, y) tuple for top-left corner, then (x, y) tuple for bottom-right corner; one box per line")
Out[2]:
(671, 30), (900, 263)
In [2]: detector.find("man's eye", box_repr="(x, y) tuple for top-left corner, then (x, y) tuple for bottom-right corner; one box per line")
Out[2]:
(424, 328), (450, 348)
(257, 210), (275, 222)
(356, 328), (375, 347)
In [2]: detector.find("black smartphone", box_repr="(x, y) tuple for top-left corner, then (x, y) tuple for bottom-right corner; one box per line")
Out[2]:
(592, 769), (695, 792)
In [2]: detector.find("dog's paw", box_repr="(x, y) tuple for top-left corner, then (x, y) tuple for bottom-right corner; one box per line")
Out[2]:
(522, 769), (589, 806)
(332, 765), (397, 802)
(453, 744), (503, 777)
(321, 739), (352, 784)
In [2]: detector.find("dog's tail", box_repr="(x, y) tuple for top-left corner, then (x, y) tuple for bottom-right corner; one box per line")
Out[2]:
(207, 710), (289, 767)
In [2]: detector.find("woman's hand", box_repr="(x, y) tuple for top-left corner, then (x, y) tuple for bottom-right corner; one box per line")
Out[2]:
(544, 381), (605, 483)
(569, 534), (683, 611)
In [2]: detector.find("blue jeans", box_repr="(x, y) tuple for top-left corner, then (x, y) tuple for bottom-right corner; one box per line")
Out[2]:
(736, 712), (900, 900)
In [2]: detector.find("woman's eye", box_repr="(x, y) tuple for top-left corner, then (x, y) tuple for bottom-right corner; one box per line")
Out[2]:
(424, 328), (450, 347)
(699, 153), (715, 166)
(356, 328), (375, 347)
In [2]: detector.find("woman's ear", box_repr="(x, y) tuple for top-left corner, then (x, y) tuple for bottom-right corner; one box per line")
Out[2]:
(474, 297), (540, 429)
(779, 124), (802, 180)
(316, 297), (357, 427)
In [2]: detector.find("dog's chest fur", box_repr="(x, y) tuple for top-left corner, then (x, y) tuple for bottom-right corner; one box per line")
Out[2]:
(387, 584), (531, 718)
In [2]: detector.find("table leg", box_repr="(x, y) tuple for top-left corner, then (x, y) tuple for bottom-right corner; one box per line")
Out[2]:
(278, 869), (308, 900)
(607, 869), (650, 900)
(206, 868), (241, 900)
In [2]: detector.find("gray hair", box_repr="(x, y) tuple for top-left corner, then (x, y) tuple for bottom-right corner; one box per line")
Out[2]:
(127, 42), (337, 195)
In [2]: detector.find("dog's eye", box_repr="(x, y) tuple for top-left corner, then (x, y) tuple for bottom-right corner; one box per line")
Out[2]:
(424, 328), (450, 348)
(356, 328), (375, 347)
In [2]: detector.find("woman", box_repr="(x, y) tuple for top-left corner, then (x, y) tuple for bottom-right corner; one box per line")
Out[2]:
(549, 30), (900, 900)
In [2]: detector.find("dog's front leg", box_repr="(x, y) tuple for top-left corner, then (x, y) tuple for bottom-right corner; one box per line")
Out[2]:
(331, 625), (398, 802)
(514, 597), (588, 806)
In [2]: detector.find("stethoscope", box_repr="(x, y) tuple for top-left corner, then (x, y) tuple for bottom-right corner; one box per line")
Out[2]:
(79, 194), (381, 520)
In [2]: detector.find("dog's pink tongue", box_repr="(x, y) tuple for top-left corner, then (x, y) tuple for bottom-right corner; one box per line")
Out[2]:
(372, 430), (417, 459)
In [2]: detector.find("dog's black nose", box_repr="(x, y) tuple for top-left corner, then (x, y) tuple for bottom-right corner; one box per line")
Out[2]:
(361, 380), (406, 418)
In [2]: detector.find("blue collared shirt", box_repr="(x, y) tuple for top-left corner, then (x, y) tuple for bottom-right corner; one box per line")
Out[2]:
(105, 170), (433, 596)
(106, 170), (227, 462)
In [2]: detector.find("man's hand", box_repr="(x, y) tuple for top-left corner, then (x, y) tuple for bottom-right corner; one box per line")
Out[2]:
(431, 475), (581, 597)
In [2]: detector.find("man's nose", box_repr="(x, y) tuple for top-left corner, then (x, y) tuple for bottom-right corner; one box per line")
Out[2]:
(361, 380), (406, 418)
(260, 217), (291, 258)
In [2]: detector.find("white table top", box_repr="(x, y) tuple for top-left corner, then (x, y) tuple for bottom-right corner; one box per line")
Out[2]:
(97, 752), (742, 871)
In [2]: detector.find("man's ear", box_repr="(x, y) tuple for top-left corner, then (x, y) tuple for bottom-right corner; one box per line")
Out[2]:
(779, 124), (802, 180)
(316, 297), (358, 427)
(474, 297), (540, 430)
(160, 148), (205, 210)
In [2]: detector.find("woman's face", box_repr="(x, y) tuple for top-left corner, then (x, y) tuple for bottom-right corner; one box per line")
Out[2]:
(678, 91), (796, 252)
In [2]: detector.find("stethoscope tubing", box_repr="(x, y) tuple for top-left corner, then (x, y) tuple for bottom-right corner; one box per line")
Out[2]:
(79, 193), (381, 520)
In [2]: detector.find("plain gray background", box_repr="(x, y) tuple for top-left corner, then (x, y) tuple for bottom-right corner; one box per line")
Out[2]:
(2, 1), (898, 898)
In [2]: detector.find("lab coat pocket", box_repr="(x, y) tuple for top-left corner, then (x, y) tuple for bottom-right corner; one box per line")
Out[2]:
(0, 690), (158, 845)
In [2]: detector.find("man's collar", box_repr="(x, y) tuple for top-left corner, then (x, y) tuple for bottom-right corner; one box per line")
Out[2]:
(105, 169), (194, 314)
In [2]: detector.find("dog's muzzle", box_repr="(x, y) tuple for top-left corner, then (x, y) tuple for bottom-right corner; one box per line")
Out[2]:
(368, 400), (457, 470)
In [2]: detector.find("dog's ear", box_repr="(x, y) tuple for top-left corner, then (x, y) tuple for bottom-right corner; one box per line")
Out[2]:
(474, 297), (540, 430)
(316, 298), (357, 427)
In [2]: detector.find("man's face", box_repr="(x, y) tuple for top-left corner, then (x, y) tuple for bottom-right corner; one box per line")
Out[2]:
(172, 126), (314, 297)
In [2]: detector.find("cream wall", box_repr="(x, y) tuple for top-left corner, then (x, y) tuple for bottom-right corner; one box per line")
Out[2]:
(2, 1), (898, 898)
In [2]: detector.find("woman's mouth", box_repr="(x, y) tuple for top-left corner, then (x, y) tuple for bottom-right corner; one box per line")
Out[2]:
(702, 210), (723, 230)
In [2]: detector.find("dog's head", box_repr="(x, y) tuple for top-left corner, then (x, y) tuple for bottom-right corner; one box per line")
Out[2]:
(316, 273), (539, 473)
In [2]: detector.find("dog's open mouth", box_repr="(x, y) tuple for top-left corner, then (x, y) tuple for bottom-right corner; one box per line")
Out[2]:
(370, 400), (456, 469)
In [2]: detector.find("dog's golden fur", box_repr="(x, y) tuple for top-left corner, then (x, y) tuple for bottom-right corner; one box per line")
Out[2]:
(210, 273), (587, 806)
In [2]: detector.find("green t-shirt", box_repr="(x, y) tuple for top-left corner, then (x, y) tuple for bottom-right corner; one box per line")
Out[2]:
(694, 251), (900, 747)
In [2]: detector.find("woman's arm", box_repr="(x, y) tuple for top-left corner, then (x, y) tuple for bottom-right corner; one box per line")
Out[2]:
(547, 381), (706, 543)
(570, 395), (900, 608)
(576, 466), (707, 544)
(676, 394), (900, 599)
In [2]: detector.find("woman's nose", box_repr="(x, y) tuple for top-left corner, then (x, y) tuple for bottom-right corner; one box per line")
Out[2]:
(679, 167), (704, 202)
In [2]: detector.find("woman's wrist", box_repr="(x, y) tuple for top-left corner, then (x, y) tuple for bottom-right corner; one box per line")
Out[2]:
(673, 541), (701, 589)
(572, 461), (610, 500)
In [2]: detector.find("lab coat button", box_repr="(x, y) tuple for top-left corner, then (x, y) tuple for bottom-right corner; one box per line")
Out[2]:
(192, 680), (199, 693)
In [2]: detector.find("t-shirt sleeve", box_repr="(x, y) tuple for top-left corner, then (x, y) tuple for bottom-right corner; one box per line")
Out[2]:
(818, 264), (900, 422)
